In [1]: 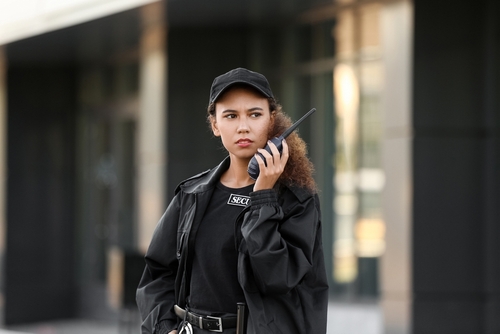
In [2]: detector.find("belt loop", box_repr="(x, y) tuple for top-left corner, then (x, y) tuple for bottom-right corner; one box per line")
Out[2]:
(198, 315), (203, 330)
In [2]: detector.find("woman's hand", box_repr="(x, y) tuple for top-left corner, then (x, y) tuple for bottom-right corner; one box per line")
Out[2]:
(168, 331), (178, 334)
(253, 139), (289, 191)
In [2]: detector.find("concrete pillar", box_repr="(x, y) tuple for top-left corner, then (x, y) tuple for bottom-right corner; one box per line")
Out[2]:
(411, 0), (498, 332)
(379, 1), (413, 333)
(137, 1), (167, 253)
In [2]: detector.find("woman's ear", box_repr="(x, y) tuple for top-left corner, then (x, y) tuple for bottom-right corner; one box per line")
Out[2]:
(210, 116), (220, 136)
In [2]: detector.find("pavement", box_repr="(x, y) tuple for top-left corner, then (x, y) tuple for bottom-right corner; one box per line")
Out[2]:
(0, 301), (382, 334)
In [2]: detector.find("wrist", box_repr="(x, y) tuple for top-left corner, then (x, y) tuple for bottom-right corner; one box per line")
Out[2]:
(154, 320), (175, 334)
(253, 179), (278, 192)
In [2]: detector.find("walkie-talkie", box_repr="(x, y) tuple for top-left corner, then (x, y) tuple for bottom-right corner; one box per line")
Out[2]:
(247, 107), (316, 180)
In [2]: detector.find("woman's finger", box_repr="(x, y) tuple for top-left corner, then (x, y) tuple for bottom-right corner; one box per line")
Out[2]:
(268, 140), (280, 160)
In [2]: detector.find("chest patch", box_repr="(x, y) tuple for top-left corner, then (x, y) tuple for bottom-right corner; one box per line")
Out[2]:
(227, 193), (251, 207)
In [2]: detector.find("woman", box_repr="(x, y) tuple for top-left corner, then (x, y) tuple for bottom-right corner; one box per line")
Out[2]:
(137, 68), (329, 334)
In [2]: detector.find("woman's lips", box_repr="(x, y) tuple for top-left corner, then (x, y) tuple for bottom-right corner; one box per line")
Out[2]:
(236, 138), (253, 148)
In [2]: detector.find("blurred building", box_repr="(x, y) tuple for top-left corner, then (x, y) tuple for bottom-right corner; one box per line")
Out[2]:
(0, 0), (498, 333)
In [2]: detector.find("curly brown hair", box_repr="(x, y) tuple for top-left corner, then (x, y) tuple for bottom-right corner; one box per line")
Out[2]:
(207, 97), (317, 193)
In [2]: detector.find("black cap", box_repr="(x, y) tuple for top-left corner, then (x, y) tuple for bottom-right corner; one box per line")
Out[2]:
(209, 68), (274, 104)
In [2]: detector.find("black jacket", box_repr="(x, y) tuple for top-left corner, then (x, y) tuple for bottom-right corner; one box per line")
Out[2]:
(136, 157), (329, 333)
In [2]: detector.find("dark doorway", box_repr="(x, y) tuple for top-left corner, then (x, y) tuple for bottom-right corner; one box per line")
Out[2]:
(5, 65), (77, 324)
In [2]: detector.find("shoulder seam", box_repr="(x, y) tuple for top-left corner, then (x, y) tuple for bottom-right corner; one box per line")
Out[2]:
(174, 169), (211, 194)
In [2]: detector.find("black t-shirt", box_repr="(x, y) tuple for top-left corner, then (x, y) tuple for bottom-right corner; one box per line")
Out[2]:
(188, 181), (253, 315)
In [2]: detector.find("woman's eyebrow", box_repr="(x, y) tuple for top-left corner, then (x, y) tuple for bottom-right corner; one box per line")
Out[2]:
(247, 107), (264, 112)
(221, 107), (264, 114)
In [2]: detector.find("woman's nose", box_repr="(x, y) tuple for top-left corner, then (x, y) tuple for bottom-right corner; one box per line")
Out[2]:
(237, 117), (249, 132)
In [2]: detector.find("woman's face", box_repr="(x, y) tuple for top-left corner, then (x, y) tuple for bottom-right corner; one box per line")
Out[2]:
(212, 86), (273, 162)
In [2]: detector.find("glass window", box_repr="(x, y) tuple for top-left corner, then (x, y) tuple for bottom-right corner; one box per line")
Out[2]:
(332, 2), (385, 299)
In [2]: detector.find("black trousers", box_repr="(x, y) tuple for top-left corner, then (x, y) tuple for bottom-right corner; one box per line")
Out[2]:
(192, 327), (237, 334)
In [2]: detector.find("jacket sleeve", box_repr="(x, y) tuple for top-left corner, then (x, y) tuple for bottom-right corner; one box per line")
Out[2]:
(136, 195), (181, 334)
(239, 188), (320, 295)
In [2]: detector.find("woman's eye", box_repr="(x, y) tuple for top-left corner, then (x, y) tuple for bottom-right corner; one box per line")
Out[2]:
(224, 114), (236, 119)
(250, 112), (262, 118)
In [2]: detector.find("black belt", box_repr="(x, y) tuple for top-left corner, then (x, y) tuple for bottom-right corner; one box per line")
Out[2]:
(174, 305), (237, 332)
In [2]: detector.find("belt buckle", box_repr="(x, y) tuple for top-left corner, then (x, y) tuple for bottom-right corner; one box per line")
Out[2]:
(206, 316), (223, 332)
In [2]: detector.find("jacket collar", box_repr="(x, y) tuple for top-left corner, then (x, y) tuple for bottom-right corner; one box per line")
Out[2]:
(175, 156), (231, 194)
(176, 156), (314, 202)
